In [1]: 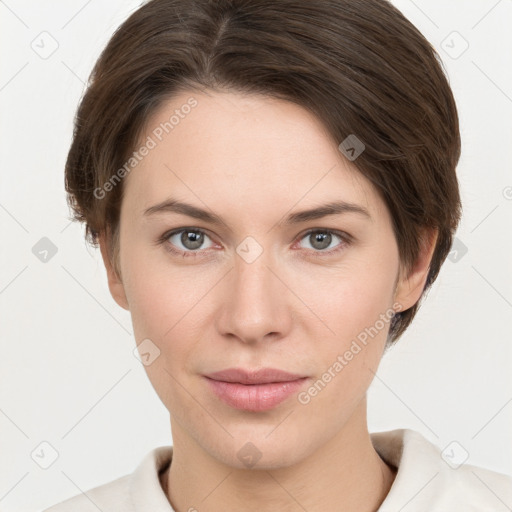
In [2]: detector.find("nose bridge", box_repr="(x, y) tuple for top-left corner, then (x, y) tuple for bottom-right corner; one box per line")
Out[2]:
(235, 242), (274, 288)
(234, 234), (280, 305)
(221, 235), (289, 342)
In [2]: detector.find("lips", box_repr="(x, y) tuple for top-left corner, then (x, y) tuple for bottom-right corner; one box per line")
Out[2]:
(204, 367), (306, 385)
(203, 367), (309, 411)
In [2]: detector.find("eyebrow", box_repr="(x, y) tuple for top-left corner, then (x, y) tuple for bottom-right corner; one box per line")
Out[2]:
(143, 198), (371, 227)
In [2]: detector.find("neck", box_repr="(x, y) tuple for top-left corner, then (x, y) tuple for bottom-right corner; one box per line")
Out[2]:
(164, 401), (396, 512)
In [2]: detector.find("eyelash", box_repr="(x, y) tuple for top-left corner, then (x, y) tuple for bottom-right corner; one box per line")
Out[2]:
(156, 227), (352, 259)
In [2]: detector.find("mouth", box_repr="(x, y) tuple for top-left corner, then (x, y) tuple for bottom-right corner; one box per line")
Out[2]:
(203, 368), (309, 411)
(204, 367), (307, 385)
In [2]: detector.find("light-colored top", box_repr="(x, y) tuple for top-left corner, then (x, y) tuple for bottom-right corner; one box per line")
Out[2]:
(42, 429), (512, 511)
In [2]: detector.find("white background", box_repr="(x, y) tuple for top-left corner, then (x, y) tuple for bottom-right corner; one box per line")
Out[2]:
(0, 1), (511, 510)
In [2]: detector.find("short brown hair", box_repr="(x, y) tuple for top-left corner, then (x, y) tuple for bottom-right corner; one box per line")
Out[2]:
(64, 0), (462, 343)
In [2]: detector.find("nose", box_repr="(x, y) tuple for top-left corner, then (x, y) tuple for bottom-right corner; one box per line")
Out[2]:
(216, 241), (293, 345)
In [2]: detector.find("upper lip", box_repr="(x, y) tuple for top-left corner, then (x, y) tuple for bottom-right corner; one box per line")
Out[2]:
(204, 367), (307, 385)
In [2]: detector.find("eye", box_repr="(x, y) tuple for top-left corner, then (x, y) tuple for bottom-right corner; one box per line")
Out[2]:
(160, 228), (216, 257)
(296, 229), (351, 255)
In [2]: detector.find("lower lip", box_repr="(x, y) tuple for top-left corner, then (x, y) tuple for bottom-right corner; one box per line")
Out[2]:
(204, 376), (309, 412)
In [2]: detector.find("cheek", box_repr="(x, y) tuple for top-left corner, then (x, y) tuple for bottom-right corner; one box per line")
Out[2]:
(339, 273), (395, 340)
(301, 254), (397, 345)
(298, 278), (393, 423)
(123, 263), (201, 409)
(121, 238), (200, 337)
(122, 249), (216, 379)
(303, 254), (397, 394)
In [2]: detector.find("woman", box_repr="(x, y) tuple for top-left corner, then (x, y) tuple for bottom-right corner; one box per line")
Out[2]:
(44, 0), (512, 510)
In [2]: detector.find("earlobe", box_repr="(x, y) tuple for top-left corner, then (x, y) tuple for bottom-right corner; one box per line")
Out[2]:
(98, 231), (130, 311)
(394, 228), (438, 312)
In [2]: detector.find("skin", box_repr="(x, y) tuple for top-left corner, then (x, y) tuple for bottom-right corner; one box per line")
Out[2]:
(99, 89), (437, 512)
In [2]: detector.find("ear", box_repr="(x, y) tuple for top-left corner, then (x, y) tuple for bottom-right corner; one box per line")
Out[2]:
(394, 228), (438, 312)
(98, 231), (130, 311)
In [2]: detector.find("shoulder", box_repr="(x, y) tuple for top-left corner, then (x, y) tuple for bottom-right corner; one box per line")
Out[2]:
(41, 446), (174, 512)
(41, 474), (132, 512)
(372, 428), (512, 511)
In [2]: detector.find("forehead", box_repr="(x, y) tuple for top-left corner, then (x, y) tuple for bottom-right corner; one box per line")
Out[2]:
(121, 89), (383, 222)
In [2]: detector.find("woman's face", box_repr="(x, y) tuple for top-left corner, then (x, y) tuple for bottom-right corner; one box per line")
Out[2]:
(102, 89), (423, 469)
